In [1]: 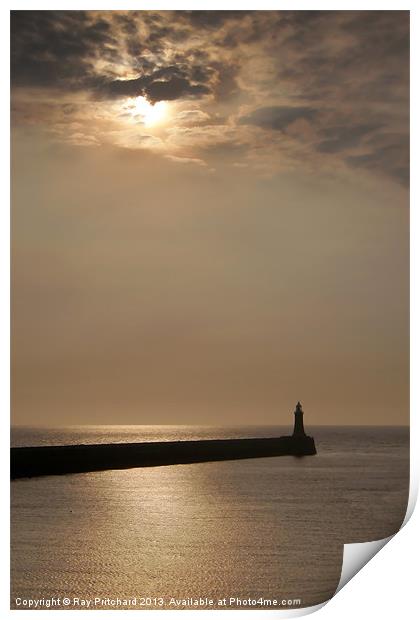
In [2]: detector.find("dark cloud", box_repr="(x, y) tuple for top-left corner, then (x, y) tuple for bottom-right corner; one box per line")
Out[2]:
(272, 11), (409, 107)
(246, 11), (409, 184)
(96, 66), (211, 103)
(11, 11), (117, 89)
(239, 106), (317, 131)
(346, 142), (409, 186)
(146, 77), (210, 102)
(209, 61), (240, 100)
(178, 10), (252, 29)
(316, 123), (384, 154)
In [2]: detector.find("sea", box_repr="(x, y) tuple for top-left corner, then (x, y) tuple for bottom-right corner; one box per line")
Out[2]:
(10, 425), (409, 610)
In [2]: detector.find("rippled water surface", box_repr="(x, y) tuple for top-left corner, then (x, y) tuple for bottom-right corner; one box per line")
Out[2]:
(11, 426), (409, 610)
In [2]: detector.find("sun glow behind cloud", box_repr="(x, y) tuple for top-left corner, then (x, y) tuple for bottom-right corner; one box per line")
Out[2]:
(129, 96), (168, 127)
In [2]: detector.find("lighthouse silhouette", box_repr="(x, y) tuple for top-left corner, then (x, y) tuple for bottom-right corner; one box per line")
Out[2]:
(293, 401), (306, 437)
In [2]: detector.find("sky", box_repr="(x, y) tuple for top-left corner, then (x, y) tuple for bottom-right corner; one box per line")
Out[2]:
(11, 10), (409, 427)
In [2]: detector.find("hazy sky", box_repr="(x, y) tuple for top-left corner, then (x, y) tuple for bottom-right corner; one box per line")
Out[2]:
(11, 10), (409, 426)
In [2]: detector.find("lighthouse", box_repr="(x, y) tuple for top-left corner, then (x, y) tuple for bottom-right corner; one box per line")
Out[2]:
(293, 401), (306, 437)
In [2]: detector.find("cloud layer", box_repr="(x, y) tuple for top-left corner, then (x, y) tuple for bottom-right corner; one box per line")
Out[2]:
(11, 10), (409, 185)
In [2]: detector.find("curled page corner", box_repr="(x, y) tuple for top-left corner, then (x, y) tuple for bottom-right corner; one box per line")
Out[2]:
(335, 535), (394, 595)
(281, 602), (327, 617)
(266, 534), (395, 619)
(402, 478), (418, 527)
(237, 479), (417, 618)
(335, 476), (418, 597)
(269, 534), (395, 618)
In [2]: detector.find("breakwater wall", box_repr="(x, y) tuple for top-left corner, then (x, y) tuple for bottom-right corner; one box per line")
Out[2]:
(11, 435), (317, 479)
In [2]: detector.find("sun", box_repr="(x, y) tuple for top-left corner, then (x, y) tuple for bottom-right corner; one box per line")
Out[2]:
(131, 96), (167, 127)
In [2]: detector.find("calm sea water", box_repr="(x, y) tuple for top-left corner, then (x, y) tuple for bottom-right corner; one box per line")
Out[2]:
(11, 425), (409, 610)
